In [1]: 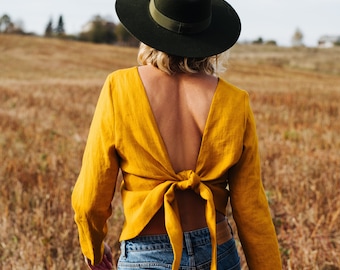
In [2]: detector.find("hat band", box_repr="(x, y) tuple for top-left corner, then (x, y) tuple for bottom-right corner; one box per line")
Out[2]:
(149, 0), (211, 34)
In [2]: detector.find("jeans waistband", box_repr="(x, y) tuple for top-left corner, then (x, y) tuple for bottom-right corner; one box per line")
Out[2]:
(122, 218), (233, 252)
(128, 226), (211, 246)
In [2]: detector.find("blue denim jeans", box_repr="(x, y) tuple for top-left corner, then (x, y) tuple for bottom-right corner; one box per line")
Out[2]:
(117, 226), (240, 270)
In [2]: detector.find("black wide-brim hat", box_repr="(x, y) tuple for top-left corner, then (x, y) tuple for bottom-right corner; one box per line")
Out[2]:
(115, 0), (241, 58)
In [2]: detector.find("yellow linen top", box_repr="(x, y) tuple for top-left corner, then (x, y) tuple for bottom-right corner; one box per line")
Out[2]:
(71, 67), (282, 269)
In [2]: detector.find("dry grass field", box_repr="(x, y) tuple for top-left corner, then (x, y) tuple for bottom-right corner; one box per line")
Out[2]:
(1, 34), (339, 270)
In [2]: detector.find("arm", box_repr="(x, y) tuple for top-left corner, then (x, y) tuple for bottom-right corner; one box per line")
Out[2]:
(72, 75), (120, 265)
(228, 95), (282, 269)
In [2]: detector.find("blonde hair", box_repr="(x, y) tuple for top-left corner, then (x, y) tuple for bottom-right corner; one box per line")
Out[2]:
(137, 43), (228, 75)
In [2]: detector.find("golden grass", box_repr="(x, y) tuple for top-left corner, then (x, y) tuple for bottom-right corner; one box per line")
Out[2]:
(0, 35), (339, 269)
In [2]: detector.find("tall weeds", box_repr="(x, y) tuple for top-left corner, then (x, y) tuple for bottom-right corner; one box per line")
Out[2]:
(0, 35), (339, 269)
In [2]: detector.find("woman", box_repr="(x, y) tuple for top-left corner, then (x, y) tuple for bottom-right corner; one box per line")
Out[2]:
(71, 0), (282, 269)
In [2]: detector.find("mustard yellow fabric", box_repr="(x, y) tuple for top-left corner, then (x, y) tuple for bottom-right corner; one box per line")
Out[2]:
(71, 67), (282, 269)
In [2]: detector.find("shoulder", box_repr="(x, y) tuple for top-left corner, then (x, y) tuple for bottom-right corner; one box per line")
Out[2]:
(216, 77), (250, 108)
(217, 77), (248, 97)
(106, 66), (139, 82)
(102, 66), (141, 97)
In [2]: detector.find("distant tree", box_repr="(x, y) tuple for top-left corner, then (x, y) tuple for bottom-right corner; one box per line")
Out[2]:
(253, 37), (264, 44)
(0, 14), (24, 34)
(0, 14), (11, 32)
(115, 23), (129, 42)
(265, 40), (277, 46)
(291, 28), (304, 47)
(79, 15), (116, 44)
(45, 18), (53, 37)
(103, 21), (117, 44)
(115, 23), (139, 46)
(56, 15), (65, 36)
(15, 19), (25, 33)
(5, 22), (15, 33)
(91, 16), (106, 43)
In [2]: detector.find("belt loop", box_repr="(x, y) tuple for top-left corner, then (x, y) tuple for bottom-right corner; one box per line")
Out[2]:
(184, 232), (193, 256)
(120, 240), (126, 258)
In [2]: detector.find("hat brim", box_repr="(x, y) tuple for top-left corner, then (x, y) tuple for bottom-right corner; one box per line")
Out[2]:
(115, 0), (241, 58)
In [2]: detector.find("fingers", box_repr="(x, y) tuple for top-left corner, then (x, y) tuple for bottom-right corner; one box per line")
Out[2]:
(104, 244), (113, 264)
(86, 243), (113, 270)
(89, 255), (113, 270)
(102, 255), (113, 269)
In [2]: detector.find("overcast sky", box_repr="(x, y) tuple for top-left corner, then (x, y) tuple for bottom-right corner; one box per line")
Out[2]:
(1, 0), (339, 47)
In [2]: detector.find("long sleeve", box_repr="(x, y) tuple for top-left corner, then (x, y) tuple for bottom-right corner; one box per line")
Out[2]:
(228, 96), (282, 269)
(71, 68), (278, 268)
(71, 75), (120, 265)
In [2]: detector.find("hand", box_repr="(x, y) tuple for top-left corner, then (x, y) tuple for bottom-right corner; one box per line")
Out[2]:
(87, 243), (113, 270)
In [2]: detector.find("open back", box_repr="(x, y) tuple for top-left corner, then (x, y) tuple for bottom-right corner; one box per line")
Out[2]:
(138, 65), (218, 174)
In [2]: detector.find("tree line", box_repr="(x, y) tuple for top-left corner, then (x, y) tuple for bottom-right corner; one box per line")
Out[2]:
(0, 14), (138, 47)
(4, 13), (337, 47)
(0, 14), (24, 34)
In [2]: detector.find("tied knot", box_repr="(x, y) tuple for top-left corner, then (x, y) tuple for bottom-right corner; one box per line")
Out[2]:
(176, 170), (201, 191)
(163, 170), (217, 270)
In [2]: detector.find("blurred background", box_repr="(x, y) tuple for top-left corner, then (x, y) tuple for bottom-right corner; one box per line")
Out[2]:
(1, 0), (340, 47)
(1, 1), (340, 269)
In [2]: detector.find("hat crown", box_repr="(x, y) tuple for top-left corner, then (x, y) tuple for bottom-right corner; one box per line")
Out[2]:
(115, 0), (241, 57)
(154, 0), (212, 24)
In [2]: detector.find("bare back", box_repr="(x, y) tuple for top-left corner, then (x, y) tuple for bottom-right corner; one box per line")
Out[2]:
(138, 65), (225, 233)
(138, 65), (218, 174)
